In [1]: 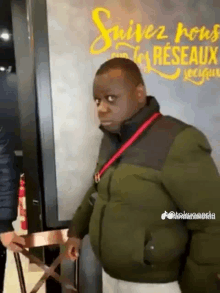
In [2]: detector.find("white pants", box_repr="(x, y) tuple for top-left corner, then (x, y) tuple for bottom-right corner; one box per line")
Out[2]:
(102, 269), (182, 293)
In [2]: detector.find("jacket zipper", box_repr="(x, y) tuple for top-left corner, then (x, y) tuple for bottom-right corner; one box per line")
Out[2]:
(99, 158), (121, 258)
(99, 205), (106, 258)
(107, 157), (121, 201)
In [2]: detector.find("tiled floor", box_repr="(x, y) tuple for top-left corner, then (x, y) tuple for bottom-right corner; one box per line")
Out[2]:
(3, 216), (46, 293)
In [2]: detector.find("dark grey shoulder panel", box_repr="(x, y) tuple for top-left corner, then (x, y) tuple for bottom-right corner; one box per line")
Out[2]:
(121, 115), (191, 170)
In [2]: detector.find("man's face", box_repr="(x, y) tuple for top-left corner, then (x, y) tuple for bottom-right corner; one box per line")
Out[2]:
(93, 69), (144, 133)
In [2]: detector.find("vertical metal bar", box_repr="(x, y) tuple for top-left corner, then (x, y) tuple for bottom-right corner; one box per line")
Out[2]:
(11, 0), (45, 263)
(14, 252), (27, 293)
(75, 258), (79, 291)
(0, 242), (6, 293)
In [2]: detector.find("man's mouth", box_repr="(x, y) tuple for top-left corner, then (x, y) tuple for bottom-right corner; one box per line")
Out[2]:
(101, 121), (113, 126)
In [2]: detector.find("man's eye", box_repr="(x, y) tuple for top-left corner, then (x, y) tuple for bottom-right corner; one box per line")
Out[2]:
(95, 99), (100, 105)
(107, 96), (115, 102)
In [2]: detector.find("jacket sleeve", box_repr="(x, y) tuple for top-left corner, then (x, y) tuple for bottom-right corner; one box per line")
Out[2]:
(67, 184), (97, 239)
(161, 126), (220, 293)
(0, 126), (20, 234)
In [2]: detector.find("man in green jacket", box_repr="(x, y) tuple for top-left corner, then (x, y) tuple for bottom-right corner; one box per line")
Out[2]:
(65, 58), (220, 293)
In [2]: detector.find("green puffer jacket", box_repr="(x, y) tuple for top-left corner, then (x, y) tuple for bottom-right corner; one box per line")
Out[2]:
(68, 96), (220, 293)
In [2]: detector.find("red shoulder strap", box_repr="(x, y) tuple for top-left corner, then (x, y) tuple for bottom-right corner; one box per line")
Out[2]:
(94, 112), (162, 183)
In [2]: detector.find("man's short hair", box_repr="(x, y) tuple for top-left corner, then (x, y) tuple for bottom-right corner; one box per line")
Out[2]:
(95, 58), (145, 86)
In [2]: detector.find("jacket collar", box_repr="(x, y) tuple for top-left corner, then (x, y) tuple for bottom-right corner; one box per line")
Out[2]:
(99, 96), (160, 144)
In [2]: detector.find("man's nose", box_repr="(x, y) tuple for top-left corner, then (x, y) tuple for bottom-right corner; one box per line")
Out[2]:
(98, 100), (109, 114)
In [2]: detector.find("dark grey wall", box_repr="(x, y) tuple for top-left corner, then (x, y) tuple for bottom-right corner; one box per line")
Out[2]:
(45, 0), (220, 223)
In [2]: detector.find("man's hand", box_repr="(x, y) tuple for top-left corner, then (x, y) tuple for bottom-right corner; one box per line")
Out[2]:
(0, 231), (25, 252)
(65, 236), (81, 261)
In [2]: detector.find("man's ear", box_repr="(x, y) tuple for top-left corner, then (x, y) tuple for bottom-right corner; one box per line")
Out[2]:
(136, 84), (146, 103)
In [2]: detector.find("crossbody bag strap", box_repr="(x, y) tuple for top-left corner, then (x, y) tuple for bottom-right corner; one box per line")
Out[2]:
(94, 112), (162, 184)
